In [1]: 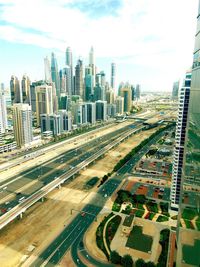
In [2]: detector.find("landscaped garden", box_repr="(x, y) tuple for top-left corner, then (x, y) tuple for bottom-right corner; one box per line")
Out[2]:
(112, 190), (170, 222)
(157, 229), (170, 267)
(182, 207), (200, 230)
(96, 213), (122, 258)
(105, 215), (122, 250)
(96, 213), (114, 259)
(126, 225), (153, 253)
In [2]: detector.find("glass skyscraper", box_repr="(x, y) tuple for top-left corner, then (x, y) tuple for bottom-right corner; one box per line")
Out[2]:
(176, 1), (200, 266)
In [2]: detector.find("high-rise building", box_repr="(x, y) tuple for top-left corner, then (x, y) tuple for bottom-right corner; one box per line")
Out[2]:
(44, 56), (52, 83)
(40, 113), (61, 136)
(12, 103), (33, 147)
(58, 110), (72, 132)
(116, 96), (124, 115)
(89, 46), (96, 87)
(35, 84), (53, 126)
(21, 75), (31, 104)
(96, 100), (107, 121)
(170, 71), (191, 210)
(0, 84), (8, 134)
(72, 102), (87, 125)
(65, 47), (73, 95)
(75, 59), (84, 99)
(131, 85), (136, 101)
(135, 84), (141, 100)
(119, 85), (132, 113)
(58, 93), (69, 110)
(111, 62), (116, 90)
(93, 85), (105, 101)
(10, 75), (22, 104)
(182, 2), (200, 188)
(106, 89), (115, 104)
(61, 66), (72, 96)
(51, 52), (60, 97)
(172, 81), (179, 100)
(176, 2), (200, 266)
(107, 104), (116, 118)
(85, 66), (93, 101)
(86, 102), (96, 124)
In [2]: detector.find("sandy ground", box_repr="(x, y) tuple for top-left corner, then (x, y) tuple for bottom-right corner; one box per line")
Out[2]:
(0, 126), (158, 267)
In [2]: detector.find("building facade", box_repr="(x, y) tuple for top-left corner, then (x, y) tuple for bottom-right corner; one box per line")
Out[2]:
(13, 104), (33, 147)
(170, 71), (191, 210)
(35, 84), (53, 126)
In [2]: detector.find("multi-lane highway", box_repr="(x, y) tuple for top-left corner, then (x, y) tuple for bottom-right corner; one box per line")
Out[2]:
(29, 124), (174, 267)
(0, 122), (145, 229)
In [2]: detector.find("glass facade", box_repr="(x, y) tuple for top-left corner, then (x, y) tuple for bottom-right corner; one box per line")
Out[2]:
(176, 2), (200, 266)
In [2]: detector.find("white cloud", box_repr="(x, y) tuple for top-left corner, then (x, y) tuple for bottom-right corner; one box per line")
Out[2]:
(0, 0), (198, 90)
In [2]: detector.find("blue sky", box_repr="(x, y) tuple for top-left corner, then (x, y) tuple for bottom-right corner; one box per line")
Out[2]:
(0, 0), (199, 91)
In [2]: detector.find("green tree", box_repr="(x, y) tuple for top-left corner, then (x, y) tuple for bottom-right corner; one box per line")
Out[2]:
(146, 262), (156, 267)
(135, 258), (146, 267)
(110, 250), (121, 264)
(121, 254), (133, 267)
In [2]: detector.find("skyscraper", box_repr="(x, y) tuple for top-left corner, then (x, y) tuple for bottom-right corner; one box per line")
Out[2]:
(40, 114), (61, 136)
(119, 84), (132, 113)
(13, 103), (33, 147)
(58, 110), (72, 132)
(51, 52), (60, 97)
(172, 81), (180, 100)
(75, 59), (84, 99)
(176, 2), (200, 265)
(62, 66), (72, 96)
(0, 84), (8, 134)
(170, 71), (191, 210)
(93, 84), (105, 102)
(35, 84), (53, 126)
(106, 89), (115, 104)
(85, 72), (93, 101)
(116, 96), (124, 115)
(89, 46), (96, 88)
(111, 62), (116, 90)
(10, 75), (22, 104)
(135, 84), (141, 100)
(21, 74), (31, 104)
(44, 56), (52, 83)
(96, 100), (107, 121)
(65, 47), (73, 95)
(86, 103), (96, 124)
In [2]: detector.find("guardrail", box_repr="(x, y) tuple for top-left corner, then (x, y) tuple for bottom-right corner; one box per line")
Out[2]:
(0, 123), (116, 173)
(0, 125), (144, 230)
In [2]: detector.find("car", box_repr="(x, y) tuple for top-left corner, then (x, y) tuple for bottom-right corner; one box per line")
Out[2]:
(81, 212), (86, 217)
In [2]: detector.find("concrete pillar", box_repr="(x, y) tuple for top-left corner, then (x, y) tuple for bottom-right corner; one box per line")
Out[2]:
(41, 197), (44, 202)
(19, 213), (23, 219)
(58, 184), (61, 189)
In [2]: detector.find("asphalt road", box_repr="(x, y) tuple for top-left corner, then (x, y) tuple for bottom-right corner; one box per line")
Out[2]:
(30, 125), (174, 267)
(0, 123), (140, 215)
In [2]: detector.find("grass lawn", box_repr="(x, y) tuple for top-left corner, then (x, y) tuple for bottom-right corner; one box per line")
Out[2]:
(135, 209), (145, 218)
(149, 213), (155, 220)
(182, 208), (197, 220)
(112, 202), (121, 212)
(184, 219), (195, 230)
(157, 215), (169, 222)
(126, 225), (153, 253)
(182, 239), (200, 266)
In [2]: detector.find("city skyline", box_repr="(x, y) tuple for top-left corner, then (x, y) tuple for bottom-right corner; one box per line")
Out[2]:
(0, 0), (199, 91)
